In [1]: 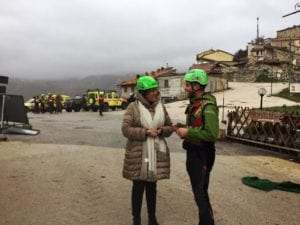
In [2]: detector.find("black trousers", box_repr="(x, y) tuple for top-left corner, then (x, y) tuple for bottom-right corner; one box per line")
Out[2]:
(184, 141), (215, 225)
(99, 104), (103, 115)
(132, 180), (157, 218)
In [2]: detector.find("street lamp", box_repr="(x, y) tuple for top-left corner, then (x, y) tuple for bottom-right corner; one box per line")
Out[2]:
(258, 87), (267, 110)
(282, 2), (300, 17)
(270, 48), (274, 96)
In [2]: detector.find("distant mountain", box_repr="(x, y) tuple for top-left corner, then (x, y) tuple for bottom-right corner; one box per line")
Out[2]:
(6, 74), (132, 100)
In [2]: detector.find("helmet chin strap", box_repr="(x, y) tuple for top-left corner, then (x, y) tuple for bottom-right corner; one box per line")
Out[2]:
(188, 85), (199, 98)
(188, 90), (196, 98)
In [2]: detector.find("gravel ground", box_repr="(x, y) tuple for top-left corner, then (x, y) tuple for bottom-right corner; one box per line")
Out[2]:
(0, 109), (299, 225)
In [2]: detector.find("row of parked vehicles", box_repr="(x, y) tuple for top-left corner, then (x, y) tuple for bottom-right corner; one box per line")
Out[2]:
(24, 89), (128, 113)
(24, 94), (71, 113)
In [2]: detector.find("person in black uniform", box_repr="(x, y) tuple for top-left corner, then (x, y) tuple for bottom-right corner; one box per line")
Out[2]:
(173, 69), (219, 225)
(99, 95), (104, 116)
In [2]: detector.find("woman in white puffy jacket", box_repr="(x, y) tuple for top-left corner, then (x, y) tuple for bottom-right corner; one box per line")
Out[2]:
(122, 76), (173, 225)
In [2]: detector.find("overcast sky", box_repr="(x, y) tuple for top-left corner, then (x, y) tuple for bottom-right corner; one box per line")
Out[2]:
(0, 0), (299, 79)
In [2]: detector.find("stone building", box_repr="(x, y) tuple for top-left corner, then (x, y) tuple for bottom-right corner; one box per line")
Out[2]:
(248, 25), (300, 64)
(272, 25), (300, 54)
(118, 63), (228, 103)
(196, 49), (234, 66)
(246, 25), (300, 81)
(189, 63), (228, 93)
(117, 67), (177, 99)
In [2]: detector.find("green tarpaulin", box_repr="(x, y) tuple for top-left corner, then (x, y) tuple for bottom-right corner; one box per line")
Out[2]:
(241, 176), (300, 193)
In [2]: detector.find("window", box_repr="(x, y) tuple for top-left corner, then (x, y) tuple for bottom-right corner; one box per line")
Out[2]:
(124, 86), (127, 93)
(164, 80), (169, 88)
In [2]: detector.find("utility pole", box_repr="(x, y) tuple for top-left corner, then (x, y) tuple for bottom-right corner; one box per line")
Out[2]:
(0, 76), (8, 141)
(221, 81), (226, 124)
(271, 48), (274, 95)
(256, 17), (260, 42)
(288, 37), (293, 95)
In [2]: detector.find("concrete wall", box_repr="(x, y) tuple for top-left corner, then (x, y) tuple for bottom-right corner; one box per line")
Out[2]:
(119, 85), (135, 98)
(158, 75), (228, 102)
(158, 75), (185, 101)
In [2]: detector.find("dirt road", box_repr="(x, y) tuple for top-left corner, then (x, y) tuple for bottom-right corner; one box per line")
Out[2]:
(0, 111), (300, 225)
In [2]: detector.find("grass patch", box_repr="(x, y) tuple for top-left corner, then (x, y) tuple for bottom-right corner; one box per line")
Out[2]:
(263, 105), (300, 114)
(273, 88), (300, 103)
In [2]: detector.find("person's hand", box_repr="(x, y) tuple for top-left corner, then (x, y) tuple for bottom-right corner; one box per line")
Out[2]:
(171, 124), (178, 131)
(176, 128), (188, 138)
(156, 128), (162, 135)
(172, 123), (185, 131)
(146, 129), (158, 138)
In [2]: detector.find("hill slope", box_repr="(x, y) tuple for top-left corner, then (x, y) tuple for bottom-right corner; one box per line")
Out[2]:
(6, 74), (131, 100)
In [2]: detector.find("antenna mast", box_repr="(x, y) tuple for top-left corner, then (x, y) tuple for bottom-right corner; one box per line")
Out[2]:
(256, 17), (260, 42)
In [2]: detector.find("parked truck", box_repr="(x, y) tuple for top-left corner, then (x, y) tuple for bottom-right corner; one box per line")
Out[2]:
(86, 89), (127, 112)
(64, 95), (88, 112)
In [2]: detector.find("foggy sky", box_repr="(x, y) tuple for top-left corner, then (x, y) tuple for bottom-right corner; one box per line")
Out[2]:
(0, 0), (299, 79)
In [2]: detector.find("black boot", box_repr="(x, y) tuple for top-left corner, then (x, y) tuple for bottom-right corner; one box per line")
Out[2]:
(148, 216), (160, 225)
(133, 217), (141, 225)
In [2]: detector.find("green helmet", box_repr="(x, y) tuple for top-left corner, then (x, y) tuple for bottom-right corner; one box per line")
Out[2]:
(184, 69), (208, 86)
(136, 76), (158, 91)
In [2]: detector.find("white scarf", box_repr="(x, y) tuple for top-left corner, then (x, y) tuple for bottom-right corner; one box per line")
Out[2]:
(138, 101), (166, 179)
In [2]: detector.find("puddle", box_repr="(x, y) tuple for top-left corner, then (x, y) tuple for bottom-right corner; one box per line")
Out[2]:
(74, 126), (93, 130)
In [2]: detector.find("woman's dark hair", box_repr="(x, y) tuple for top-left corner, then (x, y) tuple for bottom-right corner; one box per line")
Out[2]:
(139, 88), (160, 97)
(139, 90), (147, 96)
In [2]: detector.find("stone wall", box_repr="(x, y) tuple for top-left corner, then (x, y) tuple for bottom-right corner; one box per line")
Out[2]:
(222, 64), (289, 82)
(222, 67), (259, 82)
(277, 26), (300, 39)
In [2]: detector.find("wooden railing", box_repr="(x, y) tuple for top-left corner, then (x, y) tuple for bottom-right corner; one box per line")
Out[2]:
(227, 107), (300, 157)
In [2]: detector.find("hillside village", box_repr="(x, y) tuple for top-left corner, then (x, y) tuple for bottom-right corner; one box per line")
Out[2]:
(2, 24), (300, 103)
(1, 3), (300, 225)
(119, 25), (300, 102)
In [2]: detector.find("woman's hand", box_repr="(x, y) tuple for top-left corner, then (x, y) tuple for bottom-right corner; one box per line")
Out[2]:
(146, 129), (158, 138)
(156, 128), (162, 135)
